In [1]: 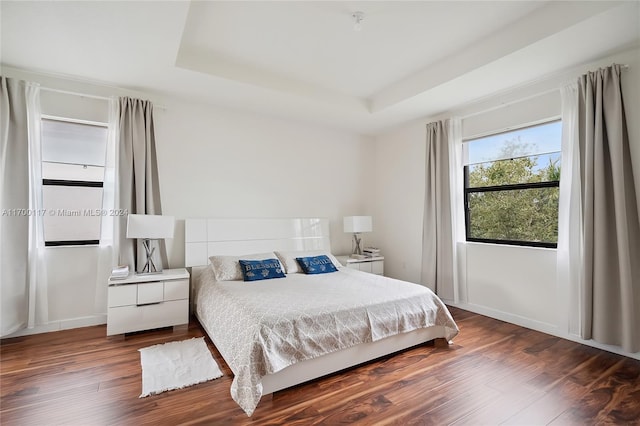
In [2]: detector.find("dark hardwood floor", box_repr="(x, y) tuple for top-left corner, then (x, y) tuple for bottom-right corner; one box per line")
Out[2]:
(1, 307), (639, 425)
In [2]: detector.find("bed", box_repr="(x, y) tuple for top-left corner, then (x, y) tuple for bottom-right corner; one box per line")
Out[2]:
(186, 218), (459, 416)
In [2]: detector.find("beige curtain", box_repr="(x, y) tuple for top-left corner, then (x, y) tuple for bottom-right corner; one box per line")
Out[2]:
(577, 65), (640, 353)
(117, 97), (166, 272)
(1, 77), (46, 336)
(1, 77), (31, 335)
(421, 120), (455, 300)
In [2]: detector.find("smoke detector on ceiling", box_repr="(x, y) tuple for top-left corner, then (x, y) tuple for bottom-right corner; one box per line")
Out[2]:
(352, 11), (365, 31)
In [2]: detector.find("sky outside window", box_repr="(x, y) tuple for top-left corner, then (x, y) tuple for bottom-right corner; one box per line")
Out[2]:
(466, 120), (562, 166)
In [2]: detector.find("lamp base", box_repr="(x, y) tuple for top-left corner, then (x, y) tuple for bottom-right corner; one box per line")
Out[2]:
(350, 254), (368, 259)
(136, 270), (163, 276)
(351, 233), (363, 256)
(137, 238), (163, 274)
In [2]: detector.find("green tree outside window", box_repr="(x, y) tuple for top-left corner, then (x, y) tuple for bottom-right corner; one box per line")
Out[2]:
(465, 130), (561, 247)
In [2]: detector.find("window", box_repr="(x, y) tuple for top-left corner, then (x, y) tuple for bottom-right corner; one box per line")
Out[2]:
(463, 120), (561, 248)
(41, 118), (108, 246)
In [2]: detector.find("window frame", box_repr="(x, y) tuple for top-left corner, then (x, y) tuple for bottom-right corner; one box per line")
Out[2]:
(41, 116), (108, 247)
(463, 120), (561, 249)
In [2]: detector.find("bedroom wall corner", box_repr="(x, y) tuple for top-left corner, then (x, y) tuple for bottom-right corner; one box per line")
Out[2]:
(1, 67), (375, 336)
(0, 68), (123, 336)
(371, 46), (640, 360)
(370, 120), (427, 284)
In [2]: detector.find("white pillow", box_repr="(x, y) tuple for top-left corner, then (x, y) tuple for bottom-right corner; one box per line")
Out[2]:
(209, 252), (283, 281)
(274, 250), (343, 274)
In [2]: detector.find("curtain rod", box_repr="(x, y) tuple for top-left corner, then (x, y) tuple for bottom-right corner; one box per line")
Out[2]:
(460, 63), (631, 120)
(39, 86), (167, 110)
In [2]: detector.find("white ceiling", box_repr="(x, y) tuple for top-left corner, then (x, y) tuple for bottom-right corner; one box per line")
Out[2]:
(1, 1), (639, 135)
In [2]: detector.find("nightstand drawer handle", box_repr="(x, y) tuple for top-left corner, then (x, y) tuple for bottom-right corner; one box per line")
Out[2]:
(136, 302), (162, 307)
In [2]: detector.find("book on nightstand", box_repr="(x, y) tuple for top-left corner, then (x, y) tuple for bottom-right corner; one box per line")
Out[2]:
(110, 265), (130, 280)
(363, 247), (381, 257)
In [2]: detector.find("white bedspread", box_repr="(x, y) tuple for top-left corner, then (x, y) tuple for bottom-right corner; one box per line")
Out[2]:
(195, 266), (458, 416)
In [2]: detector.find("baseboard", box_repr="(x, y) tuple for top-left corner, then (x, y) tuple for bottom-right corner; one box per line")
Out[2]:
(447, 301), (559, 335)
(5, 314), (107, 338)
(447, 301), (640, 361)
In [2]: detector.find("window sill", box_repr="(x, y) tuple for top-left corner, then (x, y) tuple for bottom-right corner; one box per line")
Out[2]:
(464, 241), (557, 251)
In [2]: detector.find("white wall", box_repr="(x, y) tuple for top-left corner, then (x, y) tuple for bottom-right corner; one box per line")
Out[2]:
(465, 243), (558, 328)
(4, 68), (373, 336)
(154, 99), (374, 267)
(373, 47), (640, 359)
(370, 121), (425, 283)
(45, 247), (105, 323)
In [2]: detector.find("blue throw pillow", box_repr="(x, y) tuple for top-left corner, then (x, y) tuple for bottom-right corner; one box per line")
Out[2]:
(238, 258), (285, 281)
(295, 255), (338, 275)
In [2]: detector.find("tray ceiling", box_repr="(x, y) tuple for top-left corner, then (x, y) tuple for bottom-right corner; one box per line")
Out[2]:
(1, 1), (638, 134)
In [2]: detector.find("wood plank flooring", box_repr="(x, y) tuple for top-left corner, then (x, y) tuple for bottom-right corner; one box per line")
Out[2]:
(2, 307), (639, 425)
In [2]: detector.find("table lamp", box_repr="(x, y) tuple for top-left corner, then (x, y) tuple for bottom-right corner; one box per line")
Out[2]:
(126, 214), (175, 274)
(343, 216), (372, 257)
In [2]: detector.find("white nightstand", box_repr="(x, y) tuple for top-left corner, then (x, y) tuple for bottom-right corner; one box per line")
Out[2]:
(107, 268), (190, 336)
(336, 255), (384, 276)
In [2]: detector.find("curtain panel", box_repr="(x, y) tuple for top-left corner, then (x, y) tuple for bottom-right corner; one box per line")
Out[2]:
(560, 64), (640, 353)
(117, 97), (166, 272)
(1, 76), (47, 337)
(558, 82), (584, 337)
(577, 65), (640, 353)
(421, 120), (455, 300)
(94, 98), (119, 314)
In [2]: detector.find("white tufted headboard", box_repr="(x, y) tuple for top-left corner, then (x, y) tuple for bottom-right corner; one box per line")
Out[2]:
(184, 217), (331, 267)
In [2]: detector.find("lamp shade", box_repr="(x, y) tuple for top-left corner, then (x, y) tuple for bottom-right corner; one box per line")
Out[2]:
(126, 214), (175, 239)
(343, 216), (372, 234)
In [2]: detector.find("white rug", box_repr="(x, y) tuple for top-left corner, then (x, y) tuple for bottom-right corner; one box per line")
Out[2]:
(139, 337), (223, 397)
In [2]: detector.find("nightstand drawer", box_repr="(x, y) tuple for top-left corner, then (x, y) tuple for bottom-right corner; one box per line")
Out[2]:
(106, 268), (190, 336)
(137, 281), (164, 305)
(359, 262), (373, 273)
(108, 285), (137, 308)
(337, 255), (384, 276)
(107, 299), (189, 335)
(371, 261), (384, 275)
(164, 279), (189, 301)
